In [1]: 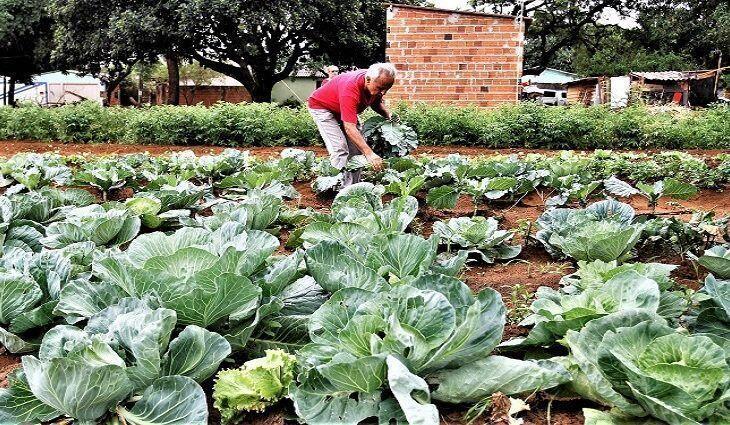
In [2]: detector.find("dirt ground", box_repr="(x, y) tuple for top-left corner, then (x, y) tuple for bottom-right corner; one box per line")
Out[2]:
(0, 142), (728, 424)
(1, 139), (728, 159)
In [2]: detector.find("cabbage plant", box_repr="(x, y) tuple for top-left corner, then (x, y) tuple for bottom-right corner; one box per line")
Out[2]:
(179, 190), (282, 232)
(74, 159), (136, 201)
(89, 223), (325, 352)
(1, 189), (96, 252)
(125, 181), (206, 229)
(302, 183), (419, 246)
(688, 274), (730, 348)
(0, 248), (89, 353)
(0, 297), (229, 424)
(563, 310), (730, 424)
(694, 245), (730, 279)
(362, 115), (418, 158)
(290, 276), (569, 424)
(510, 261), (688, 348)
(0, 153), (71, 195)
(40, 204), (140, 249)
(604, 176), (698, 214)
(433, 216), (522, 263)
(536, 199), (644, 262)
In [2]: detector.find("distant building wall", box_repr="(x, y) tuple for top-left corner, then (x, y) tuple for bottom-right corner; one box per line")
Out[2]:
(385, 4), (526, 107)
(271, 77), (319, 104)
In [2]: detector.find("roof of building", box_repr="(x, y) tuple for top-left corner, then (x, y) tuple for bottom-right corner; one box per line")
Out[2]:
(566, 76), (603, 86)
(180, 70), (324, 87)
(384, 3), (532, 22)
(32, 71), (102, 85)
(524, 68), (580, 84)
(630, 71), (717, 81)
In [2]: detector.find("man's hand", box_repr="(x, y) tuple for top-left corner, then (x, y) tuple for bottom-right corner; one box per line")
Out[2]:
(366, 152), (384, 171)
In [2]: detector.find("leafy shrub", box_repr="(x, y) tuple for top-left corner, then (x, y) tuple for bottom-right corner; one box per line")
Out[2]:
(1, 102), (729, 148)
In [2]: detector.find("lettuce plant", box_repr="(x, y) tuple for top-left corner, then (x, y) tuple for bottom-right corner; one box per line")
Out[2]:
(213, 349), (297, 422)
(0, 297), (229, 424)
(433, 216), (522, 263)
(563, 310), (730, 424)
(536, 199), (644, 262)
(290, 276), (569, 424)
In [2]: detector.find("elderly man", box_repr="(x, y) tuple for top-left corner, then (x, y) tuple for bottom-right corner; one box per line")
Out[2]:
(321, 65), (339, 85)
(308, 62), (397, 187)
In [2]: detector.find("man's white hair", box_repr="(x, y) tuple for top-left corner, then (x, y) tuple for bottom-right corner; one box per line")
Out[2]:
(366, 63), (397, 81)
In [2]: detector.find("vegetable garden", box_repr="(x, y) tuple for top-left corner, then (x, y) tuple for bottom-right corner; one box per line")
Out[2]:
(0, 122), (729, 424)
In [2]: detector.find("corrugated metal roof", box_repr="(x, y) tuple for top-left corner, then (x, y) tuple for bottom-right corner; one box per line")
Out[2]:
(630, 71), (695, 81)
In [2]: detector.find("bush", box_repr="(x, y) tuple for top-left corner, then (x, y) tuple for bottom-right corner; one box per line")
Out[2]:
(0, 101), (728, 149)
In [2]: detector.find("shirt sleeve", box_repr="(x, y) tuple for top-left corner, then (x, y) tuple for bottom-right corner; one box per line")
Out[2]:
(339, 84), (360, 124)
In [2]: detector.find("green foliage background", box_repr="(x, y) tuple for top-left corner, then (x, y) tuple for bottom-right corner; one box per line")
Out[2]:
(1, 101), (729, 149)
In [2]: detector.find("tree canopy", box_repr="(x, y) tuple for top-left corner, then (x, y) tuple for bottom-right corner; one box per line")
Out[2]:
(473, 0), (729, 76)
(0, 0), (53, 103)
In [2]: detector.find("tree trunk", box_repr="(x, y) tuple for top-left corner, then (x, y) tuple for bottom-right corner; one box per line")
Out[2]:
(247, 80), (273, 103)
(166, 53), (180, 105)
(7, 77), (16, 107)
(105, 80), (121, 106)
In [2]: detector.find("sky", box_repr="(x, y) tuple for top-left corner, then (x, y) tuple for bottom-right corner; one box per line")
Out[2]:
(430, 0), (639, 28)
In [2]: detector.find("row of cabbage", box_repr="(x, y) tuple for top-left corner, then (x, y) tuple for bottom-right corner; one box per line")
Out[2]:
(0, 149), (728, 424)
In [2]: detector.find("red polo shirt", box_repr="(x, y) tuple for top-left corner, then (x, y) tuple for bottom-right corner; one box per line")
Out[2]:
(308, 69), (382, 124)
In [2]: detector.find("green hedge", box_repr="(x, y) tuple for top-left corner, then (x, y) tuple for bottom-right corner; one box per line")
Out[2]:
(1, 101), (729, 149)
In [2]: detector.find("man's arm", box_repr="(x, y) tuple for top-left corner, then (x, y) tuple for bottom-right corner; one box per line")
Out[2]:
(371, 98), (392, 120)
(343, 122), (383, 171)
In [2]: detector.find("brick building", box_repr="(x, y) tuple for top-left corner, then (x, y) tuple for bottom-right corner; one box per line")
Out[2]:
(385, 4), (528, 107)
(158, 76), (252, 106)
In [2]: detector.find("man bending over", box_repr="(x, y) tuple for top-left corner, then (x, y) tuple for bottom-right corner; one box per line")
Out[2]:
(308, 62), (397, 187)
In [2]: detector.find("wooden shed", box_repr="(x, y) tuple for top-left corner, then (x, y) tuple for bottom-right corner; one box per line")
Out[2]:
(566, 77), (609, 106)
(629, 71), (719, 107)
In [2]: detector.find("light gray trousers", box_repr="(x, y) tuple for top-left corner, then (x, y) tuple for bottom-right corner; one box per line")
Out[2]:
(308, 108), (362, 187)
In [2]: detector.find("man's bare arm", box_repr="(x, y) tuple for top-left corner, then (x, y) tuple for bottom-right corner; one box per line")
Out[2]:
(343, 122), (383, 171)
(371, 100), (392, 120)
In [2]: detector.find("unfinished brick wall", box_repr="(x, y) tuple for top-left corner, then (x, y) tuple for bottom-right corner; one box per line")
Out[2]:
(158, 85), (252, 106)
(386, 5), (525, 107)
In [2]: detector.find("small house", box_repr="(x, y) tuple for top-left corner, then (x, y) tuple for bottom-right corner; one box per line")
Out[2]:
(629, 71), (720, 107)
(2, 71), (104, 105)
(155, 70), (325, 106)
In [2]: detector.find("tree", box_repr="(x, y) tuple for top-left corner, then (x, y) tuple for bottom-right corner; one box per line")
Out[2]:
(0, 0), (53, 105)
(183, 0), (426, 102)
(51, 0), (192, 104)
(472, 0), (729, 74)
(313, 0), (427, 69)
(571, 28), (697, 76)
(471, 0), (636, 69)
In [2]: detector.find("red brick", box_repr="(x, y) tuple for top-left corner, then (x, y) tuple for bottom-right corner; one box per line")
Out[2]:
(387, 5), (525, 106)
